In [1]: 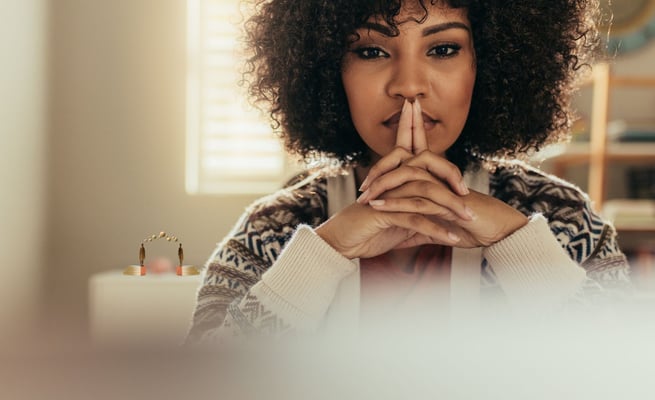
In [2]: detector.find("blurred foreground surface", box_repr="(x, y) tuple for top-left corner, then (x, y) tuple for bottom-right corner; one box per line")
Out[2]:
(3, 303), (655, 400)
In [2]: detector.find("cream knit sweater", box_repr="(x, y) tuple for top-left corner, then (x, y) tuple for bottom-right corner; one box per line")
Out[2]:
(187, 162), (631, 343)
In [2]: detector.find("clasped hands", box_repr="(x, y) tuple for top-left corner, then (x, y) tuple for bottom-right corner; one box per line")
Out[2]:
(316, 99), (528, 260)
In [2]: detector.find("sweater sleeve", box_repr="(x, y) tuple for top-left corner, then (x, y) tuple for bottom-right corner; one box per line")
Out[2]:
(483, 214), (587, 309)
(185, 170), (364, 345)
(483, 208), (632, 310)
(189, 225), (356, 345)
(486, 163), (633, 310)
(184, 172), (358, 346)
(229, 226), (356, 332)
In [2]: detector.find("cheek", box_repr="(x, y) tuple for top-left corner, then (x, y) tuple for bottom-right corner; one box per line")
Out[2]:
(447, 72), (476, 123)
(343, 89), (394, 156)
(343, 76), (371, 124)
(451, 71), (475, 106)
(342, 75), (382, 143)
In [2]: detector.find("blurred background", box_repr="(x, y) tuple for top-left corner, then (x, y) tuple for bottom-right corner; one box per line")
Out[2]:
(1, 0), (271, 343)
(1, 0), (654, 346)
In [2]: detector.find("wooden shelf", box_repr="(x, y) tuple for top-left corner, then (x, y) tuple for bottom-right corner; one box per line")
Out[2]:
(545, 142), (655, 168)
(601, 199), (655, 235)
(573, 64), (655, 211)
(614, 225), (655, 233)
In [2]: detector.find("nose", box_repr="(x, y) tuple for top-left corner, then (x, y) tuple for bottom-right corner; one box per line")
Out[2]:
(386, 58), (429, 101)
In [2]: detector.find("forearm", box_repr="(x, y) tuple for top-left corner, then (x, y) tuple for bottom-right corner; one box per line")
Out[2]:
(240, 225), (357, 332)
(483, 214), (587, 309)
(192, 225), (357, 344)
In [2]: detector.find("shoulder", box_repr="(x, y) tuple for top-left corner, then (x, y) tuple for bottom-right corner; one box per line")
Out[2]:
(206, 167), (332, 274)
(241, 167), (332, 237)
(487, 160), (620, 264)
(488, 160), (588, 218)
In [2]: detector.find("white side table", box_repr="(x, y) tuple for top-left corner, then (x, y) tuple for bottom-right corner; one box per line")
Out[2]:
(89, 270), (202, 346)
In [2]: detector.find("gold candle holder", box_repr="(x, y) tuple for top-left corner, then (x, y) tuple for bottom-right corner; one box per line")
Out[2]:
(123, 265), (146, 276)
(176, 265), (200, 276)
(124, 231), (198, 276)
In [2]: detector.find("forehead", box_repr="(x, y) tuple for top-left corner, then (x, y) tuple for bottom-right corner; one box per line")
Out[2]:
(370, 0), (469, 26)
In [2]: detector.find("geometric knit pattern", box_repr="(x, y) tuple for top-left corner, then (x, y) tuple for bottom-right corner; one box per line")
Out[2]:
(487, 161), (631, 296)
(186, 162), (632, 342)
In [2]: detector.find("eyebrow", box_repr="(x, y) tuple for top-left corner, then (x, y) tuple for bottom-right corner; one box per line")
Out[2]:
(359, 21), (471, 37)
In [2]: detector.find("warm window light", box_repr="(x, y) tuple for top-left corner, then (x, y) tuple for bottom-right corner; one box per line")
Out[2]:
(186, 0), (292, 194)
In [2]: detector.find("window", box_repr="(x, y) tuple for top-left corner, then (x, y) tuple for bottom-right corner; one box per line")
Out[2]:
(186, 0), (294, 194)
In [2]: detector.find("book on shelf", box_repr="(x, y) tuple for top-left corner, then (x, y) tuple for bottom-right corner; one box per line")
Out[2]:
(602, 199), (655, 230)
(628, 166), (655, 199)
(606, 120), (655, 142)
(568, 119), (655, 143)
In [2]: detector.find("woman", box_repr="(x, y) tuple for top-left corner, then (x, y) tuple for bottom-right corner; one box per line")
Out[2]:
(187, 0), (631, 343)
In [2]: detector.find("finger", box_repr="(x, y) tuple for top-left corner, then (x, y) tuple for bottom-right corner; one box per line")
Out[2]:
(359, 164), (438, 204)
(404, 151), (470, 196)
(369, 197), (459, 222)
(395, 98), (412, 151)
(358, 146), (413, 194)
(382, 212), (461, 245)
(412, 99), (428, 154)
(394, 233), (445, 249)
(373, 180), (476, 221)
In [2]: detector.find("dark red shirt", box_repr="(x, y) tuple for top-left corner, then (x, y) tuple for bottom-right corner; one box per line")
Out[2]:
(359, 245), (452, 323)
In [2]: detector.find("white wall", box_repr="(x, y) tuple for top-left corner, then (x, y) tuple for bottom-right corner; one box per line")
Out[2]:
(46, 0), (258, 331)
(0, 0), (48, 338)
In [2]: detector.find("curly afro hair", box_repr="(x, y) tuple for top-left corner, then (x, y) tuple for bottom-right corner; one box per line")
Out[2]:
(242, 0), (600, 170)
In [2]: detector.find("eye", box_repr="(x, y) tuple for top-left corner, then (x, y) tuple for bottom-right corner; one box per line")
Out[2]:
(428, 44), (462, 58)
(351, 46), (389, 60)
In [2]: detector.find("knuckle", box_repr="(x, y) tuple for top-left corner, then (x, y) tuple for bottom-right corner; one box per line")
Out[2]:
(395, 147), (412, 159)
(411, 197), (425, 210)
(391, 146), (404, 155)
(415, 149), (430, 158)
(416, 180), (432, 193)
(440, 210), (457, 221)
(408, 213), (423, 226)
(447, 163), (461, 177)
(368, 164), (379, 176)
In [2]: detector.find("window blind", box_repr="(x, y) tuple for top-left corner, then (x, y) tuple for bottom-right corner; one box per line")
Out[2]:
(186, 0), (291, 194)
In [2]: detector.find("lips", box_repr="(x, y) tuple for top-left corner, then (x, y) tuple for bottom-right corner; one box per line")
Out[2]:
(383, 110), (438, 130)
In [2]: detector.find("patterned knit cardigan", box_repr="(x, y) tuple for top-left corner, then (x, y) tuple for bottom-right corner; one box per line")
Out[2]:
(186, 162), (631, 342)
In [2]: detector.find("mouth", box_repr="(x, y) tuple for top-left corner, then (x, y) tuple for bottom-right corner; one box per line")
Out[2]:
(383, 111), (439, 131)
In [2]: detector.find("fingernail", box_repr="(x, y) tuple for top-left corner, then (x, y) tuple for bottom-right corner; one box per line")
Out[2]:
(448, 232), (461, 242)
(459, 180), (469, 195)
(357, 189), (370, 204)
(369, 199), (385, 206)
(465, 206), (477, 221)
(359, 176), (370, 192)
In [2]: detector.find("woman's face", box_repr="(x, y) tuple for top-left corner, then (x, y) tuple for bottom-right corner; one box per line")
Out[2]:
(341, 2), (476, 162)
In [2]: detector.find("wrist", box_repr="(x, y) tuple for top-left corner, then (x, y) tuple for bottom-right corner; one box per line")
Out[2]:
(315, 222), (343, 254)
(502, 212), (529, 241)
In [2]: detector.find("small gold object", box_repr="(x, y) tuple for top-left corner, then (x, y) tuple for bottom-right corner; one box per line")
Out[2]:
(124, 232), (198, 276)
(139, 244), (146, 266)
(176, 265), (200, 276)
(123, 265), (146, 276)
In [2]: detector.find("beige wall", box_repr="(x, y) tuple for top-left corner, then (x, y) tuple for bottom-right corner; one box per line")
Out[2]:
(556, 40), (655, 198)
(46, 0), (258, 329)
(0, 0), (48, 338)
(586, 41), (655, 125)
(609, 41), (655, 122)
